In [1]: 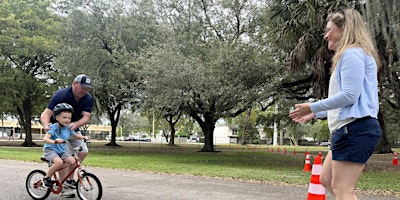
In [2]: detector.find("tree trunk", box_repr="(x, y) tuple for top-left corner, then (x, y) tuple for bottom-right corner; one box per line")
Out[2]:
(241, 128), (247, 145)
(164, 113), (181, 146)
(162, 129), (169, 142)
(106, 120), (119, 146)
(105, 108), (121, 147)
(198, 115), (218, 152)
(168, 121), (176, 146)
(375, 111), (392, 154)
(19, 99), (37, 147)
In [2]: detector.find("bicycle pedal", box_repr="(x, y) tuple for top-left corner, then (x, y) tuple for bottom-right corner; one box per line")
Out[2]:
(60, 193), (75, 198)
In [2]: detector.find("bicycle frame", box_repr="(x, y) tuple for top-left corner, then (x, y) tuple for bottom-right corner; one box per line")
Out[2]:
(41, 141), (85, 194)
(27, 139), (102, 200)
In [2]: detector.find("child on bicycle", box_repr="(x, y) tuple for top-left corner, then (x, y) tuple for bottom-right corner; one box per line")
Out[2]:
(42, 103), (88, 188)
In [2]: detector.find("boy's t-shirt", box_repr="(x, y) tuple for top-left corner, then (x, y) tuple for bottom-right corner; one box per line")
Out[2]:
(43, 123), (75, 154)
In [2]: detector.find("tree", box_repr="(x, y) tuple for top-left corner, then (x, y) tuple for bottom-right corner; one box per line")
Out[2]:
(142, 0), (279, 152)
(235, 109), (258, 144)
(364, 1), (400, 153)
(264, 0), (355, 98)
(265, 0), (399, 153)
(55, 0), (159, 146)
(0, 0), (61, 146)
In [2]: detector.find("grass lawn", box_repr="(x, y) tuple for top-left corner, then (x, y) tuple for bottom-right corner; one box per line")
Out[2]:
(1, 140), (399, 196)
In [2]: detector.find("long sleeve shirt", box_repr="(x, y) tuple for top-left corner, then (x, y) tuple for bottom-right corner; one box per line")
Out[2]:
(311, 47), (379, 123)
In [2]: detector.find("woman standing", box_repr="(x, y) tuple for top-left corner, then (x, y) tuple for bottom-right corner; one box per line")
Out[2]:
(289, 9), (381, 200)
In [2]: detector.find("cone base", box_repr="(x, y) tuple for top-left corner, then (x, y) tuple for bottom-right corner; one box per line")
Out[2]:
(307, 193), (326, 200)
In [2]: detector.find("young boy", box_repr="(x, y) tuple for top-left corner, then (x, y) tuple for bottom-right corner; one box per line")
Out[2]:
(42, 103), (88, 188)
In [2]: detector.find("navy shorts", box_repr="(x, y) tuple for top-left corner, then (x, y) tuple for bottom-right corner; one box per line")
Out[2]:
(331, 117), (382, 163)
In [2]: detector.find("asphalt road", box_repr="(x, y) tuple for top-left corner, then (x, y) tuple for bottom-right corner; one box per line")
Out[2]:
(0, 159), (398, 200)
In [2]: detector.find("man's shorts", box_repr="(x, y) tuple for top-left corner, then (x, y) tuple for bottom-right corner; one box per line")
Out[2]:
(331, 117), (382, 163)
(43, 148), (72, 162)
(67, 131), (88, 155)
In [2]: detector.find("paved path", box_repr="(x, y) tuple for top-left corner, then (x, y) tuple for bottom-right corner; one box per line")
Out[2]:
(0, 159), (398, 200)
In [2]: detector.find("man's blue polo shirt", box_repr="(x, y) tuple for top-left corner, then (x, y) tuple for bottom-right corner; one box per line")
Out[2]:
(47, 86), (94, 123)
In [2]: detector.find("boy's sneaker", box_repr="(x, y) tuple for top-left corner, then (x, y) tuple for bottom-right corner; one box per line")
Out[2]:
(42, 177), (53, 188)
(64, 179), (77, 189)
(60, 187), (75, 198)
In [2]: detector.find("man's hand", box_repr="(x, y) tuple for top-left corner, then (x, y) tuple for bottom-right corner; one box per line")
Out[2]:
(69, 122), (78, 131)
(43, 124), (51, 132)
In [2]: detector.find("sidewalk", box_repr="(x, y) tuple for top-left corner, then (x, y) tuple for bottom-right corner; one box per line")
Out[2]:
(1, 159), (399, 200)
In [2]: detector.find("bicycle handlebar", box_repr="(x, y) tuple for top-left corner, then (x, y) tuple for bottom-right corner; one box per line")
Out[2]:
(54, 139), (66, 144)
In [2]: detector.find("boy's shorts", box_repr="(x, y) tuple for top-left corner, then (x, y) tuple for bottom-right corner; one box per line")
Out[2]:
(331, 117), (382, 163)
(43, 148), (72, 162)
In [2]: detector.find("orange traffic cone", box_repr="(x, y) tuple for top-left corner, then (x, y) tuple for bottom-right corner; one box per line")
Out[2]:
(393, 152), (398, 166)
(307, 155), (326, 200)
(318, 151), (323, 160)
(303, 152), (312, 172)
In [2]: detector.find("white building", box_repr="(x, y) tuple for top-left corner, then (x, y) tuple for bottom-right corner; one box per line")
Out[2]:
(213, 126), (239, 144)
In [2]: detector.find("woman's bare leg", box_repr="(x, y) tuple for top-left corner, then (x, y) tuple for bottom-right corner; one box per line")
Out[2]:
(331, 160), (364, 200)
(320, 150), (333, 194)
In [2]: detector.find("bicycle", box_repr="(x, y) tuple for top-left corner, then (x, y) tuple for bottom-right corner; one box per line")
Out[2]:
(26, 140), (103, 200)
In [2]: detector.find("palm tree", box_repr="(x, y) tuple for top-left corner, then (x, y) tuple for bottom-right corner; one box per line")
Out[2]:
(364, 1), (400, 153)
(265, 0), (398, 153)
(266, 0), (352, 98)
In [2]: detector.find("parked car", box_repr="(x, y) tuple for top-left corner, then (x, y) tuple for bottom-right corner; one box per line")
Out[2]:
(187, 137), (199, 143)
(0, 131), (7, 138)
(319, 141), (331, 146)
(140, 138), (151, 142)
(129, 135), (139, 141)
(129, 135), (151, 142)
(105, 135), (111, 141)
(116, 136), (129, 141)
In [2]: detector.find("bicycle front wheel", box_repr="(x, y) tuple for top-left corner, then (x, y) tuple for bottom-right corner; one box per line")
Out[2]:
(77, 172), (103, 200)
(26, 170), (51, 200)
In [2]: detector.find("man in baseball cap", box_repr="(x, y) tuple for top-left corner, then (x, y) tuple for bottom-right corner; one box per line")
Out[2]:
(40, 73), (94, 197)
(74, 74), (92, 88)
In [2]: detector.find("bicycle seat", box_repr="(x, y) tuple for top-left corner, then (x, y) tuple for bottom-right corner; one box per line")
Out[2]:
(41, 156), (53, 167)
(41, 156), (49, 162)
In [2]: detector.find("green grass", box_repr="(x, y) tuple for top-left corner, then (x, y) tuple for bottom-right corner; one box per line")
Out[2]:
(1, 141), (399, 196)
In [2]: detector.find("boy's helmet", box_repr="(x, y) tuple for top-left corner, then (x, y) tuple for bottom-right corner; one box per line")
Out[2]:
(53, 103), (74, 118)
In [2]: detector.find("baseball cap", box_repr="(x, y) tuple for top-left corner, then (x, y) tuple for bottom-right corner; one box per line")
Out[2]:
(74, 74), (92, 88)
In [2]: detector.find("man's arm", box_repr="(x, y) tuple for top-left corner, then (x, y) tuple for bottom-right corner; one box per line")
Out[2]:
(69, 111), (91, 131)
(40, 108), (53, 131)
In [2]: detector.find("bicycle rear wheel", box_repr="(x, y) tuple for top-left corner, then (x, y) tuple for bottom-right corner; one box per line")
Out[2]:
(77, 172), (103, 200)
(26, 170), (51, 200)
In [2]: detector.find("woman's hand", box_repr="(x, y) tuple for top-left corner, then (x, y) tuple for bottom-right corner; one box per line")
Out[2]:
(289, 103), (314, 123)
(291, 113), (315, 124)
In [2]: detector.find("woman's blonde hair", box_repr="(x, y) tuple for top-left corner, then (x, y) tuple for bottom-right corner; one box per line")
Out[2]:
(328, 9), (380, 73)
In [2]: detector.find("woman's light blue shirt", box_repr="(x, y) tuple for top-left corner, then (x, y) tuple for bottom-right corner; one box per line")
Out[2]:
(311, 47), (379, 120)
